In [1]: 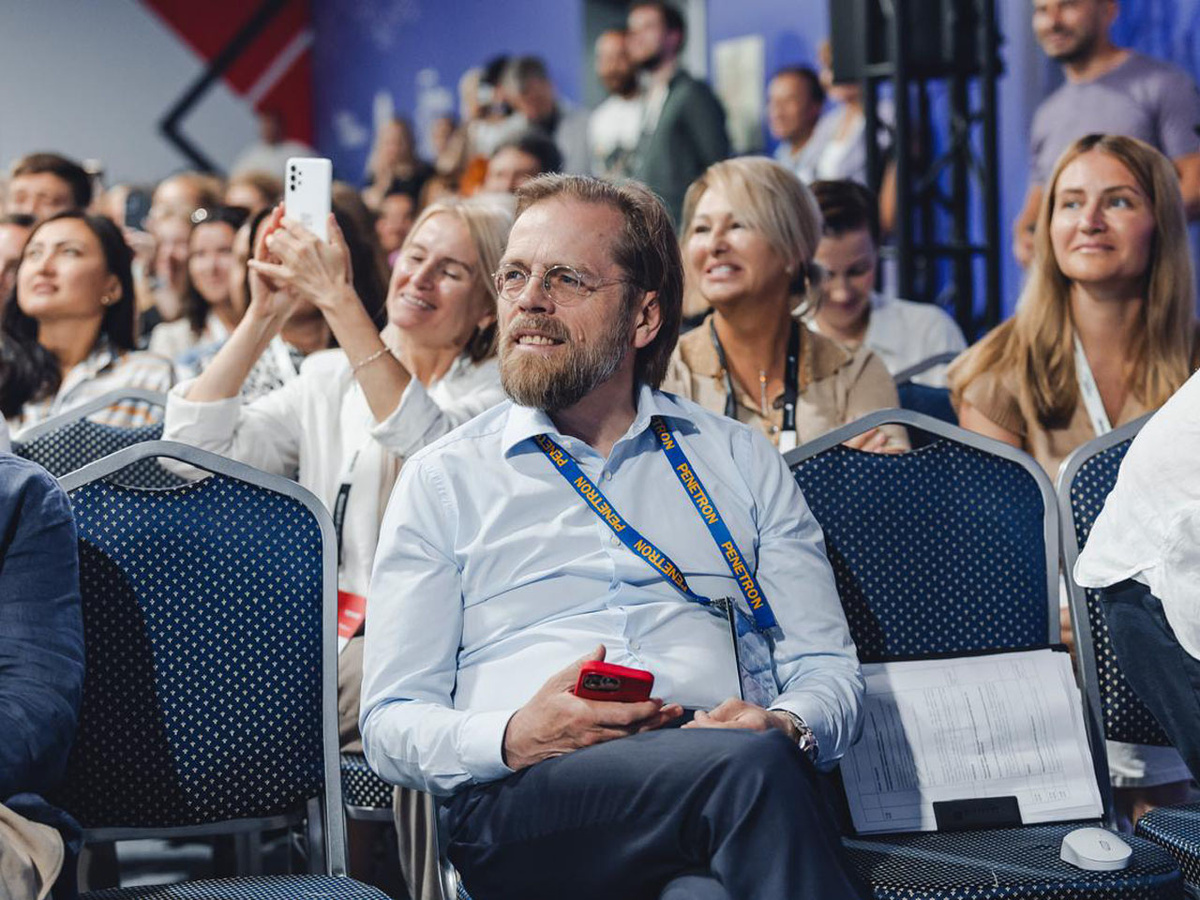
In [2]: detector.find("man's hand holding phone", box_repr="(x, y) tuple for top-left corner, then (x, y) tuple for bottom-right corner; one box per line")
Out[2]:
(502, 646), (682, 772)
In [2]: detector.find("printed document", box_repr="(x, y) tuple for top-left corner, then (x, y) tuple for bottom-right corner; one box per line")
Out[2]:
(841, 649), (1103, 833)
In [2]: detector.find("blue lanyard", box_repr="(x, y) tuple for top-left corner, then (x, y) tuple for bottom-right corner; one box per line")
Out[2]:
(533, 416), (778, 632)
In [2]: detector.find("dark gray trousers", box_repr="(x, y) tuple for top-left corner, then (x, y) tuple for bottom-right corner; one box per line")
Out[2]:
(443, 727), (865, 900)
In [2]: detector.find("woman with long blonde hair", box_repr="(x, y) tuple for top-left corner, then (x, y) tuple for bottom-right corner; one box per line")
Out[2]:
(950, 133), (1199, 827)
(950, 133), (1197, 477)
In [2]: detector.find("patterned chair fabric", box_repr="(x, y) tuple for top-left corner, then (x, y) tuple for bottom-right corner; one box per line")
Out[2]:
(1138, 805), (1200, 886)
(54, 475), (326, 829)
(14, 419), (184, 488)
(792, 423), (1182, 900)
(1066, 439), (1170, 746)
(340, 754), (393, 811)
(845, 825), (1181, 900)
(82, 874), (390, 899)
(791, 440), (1050, 663)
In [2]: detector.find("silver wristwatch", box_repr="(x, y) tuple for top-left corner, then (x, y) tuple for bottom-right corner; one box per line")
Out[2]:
(777, 710), (819, 763)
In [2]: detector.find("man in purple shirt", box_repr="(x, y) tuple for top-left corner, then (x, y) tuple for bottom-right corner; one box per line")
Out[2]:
(1013, 0), (1200, 266)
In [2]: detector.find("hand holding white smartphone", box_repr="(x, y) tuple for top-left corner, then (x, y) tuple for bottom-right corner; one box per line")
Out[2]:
(283, 157), (333, 242)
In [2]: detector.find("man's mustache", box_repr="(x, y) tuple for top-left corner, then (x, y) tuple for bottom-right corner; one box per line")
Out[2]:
(504, 314), (572, 343)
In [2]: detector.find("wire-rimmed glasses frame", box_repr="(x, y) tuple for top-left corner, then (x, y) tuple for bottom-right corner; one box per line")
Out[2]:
(492, 263), (640, 307)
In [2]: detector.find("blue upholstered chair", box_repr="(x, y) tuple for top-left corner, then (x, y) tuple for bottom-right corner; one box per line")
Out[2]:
(1059, 417), (1200, 890)
(787, 409), (1181, 900)
(55, 440), (388, 899)
(341, 753), (393, 823)
(13, 389), (183, 488)
(892, 352), (960, 440)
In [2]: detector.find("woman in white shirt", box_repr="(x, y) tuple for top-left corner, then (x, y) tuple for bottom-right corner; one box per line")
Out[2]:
(809, 179), (966, 387)
(1, 212), (174, 431)
(162, 196), (512, 749)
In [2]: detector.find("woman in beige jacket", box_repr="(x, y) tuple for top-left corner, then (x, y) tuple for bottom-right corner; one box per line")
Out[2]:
(662, 157), (905, 453)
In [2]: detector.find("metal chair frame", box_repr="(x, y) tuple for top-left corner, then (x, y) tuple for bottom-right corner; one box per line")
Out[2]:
(892, 351), (962, 386)
(60, 440), (349, 876)
(13, 388), (169, 444)
(1056, 414), (1155, 829)
(784, 411), (1186, 898)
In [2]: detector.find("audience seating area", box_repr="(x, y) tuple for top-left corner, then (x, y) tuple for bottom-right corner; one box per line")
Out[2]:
(17, 389), (1200, 896)
(19, 399), (1200, 896)
(55, 440), (385, 899)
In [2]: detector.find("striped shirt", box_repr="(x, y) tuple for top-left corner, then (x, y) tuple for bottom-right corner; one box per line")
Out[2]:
(7, 337), (176, 434)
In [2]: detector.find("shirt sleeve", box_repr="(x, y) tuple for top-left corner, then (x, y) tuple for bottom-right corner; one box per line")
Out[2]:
(369, 364), (505, 458)
(0, 461), (85, 799)
(1155, 67), (1200, 160)
(162, 374), (306, 477)
(738, 428), (865, 769)
(359, 456), (517, 795)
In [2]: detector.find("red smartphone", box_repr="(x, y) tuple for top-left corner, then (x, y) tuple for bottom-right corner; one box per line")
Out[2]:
(574, 660), (654, 702)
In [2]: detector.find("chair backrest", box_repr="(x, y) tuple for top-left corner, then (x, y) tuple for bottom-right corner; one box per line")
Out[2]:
(53, 440), (346, 874)
(786, 409), (1059, 663)
(12, 390), (182, 487)
(894, 384), (957, 446)
(1059, 416), (1168, 754)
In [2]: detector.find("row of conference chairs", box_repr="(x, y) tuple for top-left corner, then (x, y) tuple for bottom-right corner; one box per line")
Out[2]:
(11, 382), (1194, 900)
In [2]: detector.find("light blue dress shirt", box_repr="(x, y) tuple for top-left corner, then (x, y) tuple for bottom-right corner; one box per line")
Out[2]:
(360, 385), (864, 795)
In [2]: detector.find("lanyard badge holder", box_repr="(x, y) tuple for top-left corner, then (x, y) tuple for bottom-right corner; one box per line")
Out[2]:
(711, 597), (777, 708)
(535, 417), (781, 707)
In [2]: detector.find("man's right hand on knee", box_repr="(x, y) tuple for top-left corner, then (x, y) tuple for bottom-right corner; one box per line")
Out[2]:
(501, 645), (684, 771)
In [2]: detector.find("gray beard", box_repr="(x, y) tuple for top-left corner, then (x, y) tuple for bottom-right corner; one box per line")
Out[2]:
(499, 313), (633, 412)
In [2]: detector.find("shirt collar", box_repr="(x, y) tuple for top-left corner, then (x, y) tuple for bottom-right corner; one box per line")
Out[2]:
(501, 382), (693, 458)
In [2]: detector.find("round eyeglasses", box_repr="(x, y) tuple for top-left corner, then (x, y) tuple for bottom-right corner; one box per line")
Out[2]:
(492, 264), (638, 306)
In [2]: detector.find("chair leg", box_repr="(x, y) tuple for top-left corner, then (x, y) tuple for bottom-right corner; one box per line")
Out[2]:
(77, 842), (120, 891)
(234, 830), (264, 875)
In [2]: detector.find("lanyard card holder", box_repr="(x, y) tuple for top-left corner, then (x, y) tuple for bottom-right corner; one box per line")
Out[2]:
(712, 597), (777, 709)
(536, 418), (784, 709)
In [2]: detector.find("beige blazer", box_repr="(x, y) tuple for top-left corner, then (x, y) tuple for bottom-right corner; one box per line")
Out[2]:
(661, 315), (908, 450)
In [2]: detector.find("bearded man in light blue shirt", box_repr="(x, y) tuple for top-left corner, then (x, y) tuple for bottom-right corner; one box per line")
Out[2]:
(361, 174), (865, 900)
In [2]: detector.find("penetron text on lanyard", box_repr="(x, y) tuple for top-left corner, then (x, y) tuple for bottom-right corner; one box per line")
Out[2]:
(1074, 335), (1113, 437)
(709, 317), (801, 453)
(533, 417), (779, 635)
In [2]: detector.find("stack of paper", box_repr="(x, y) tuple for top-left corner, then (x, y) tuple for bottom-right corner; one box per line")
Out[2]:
(841, 649), (1103, 834)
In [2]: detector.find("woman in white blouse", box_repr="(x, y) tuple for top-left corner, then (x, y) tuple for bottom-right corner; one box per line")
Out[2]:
(162, 196), (512, 747)
(808, 179), (966, 387)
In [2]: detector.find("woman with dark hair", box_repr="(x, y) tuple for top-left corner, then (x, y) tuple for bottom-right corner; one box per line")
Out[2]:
(1, 211), (174, 430)
(148, 206), (247, 366)
(362, 117), (434, 211)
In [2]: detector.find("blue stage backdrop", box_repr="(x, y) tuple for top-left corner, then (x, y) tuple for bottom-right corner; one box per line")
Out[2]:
(310, 0), (1200, 320)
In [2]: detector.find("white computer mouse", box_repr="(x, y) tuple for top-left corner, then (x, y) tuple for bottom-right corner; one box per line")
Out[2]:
(1060, 827), (1133, 871)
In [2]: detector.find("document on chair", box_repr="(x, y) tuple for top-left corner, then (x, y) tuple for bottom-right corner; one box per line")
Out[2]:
(841, 649), (1103, 834)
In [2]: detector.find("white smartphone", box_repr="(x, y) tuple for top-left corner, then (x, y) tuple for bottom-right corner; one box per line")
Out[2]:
(284, 157), (332, 242)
